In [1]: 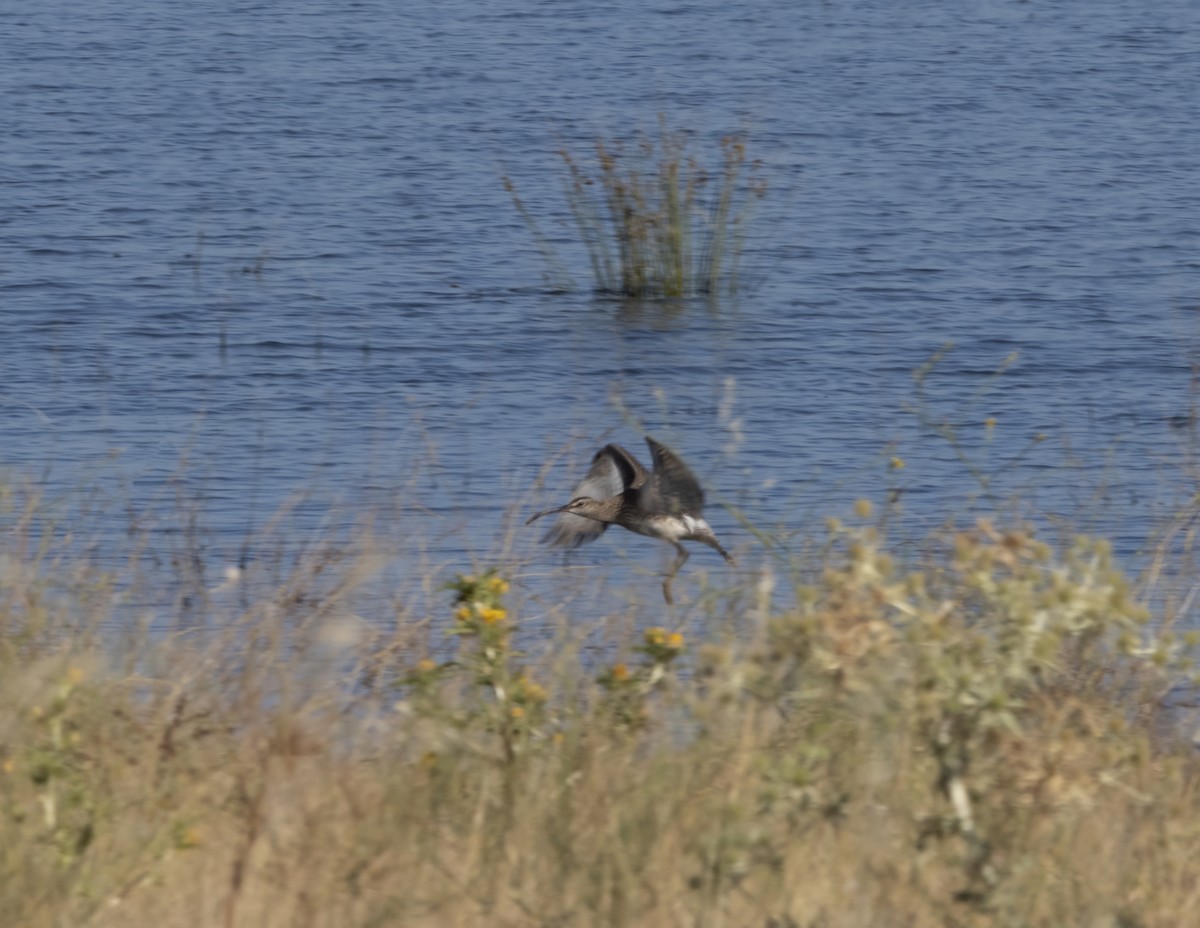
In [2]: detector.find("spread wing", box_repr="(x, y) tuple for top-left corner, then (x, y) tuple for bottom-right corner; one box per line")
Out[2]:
(540, 444), (648, 548)
(640, 437), (705, 517)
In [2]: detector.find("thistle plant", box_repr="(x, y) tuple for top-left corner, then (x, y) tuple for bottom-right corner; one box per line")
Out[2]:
(433, 570), (547, 750)
(21, 666), (97, 868)
(596, 626), (687, 729)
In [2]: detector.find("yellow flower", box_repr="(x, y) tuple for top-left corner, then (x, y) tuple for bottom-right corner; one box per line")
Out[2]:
(455, 605), (473, 622)
(488, 576), (510, 595)
(479, 606), (507, 624)
(611, 663), (630, 682)
(416, 658), (436, 674)
(666, 632), (684, 650)
(854, 498), (873, 519)
(645, 627), (666, 647)
(522, 681), (548, 703)
(889, 456), (905, 471)
(984, 417), (997, 430)
(513, 667), (547, 701)
(510, 706), (525, 719)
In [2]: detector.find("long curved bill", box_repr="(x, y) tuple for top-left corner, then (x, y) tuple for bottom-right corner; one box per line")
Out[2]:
(525, 504), (568, 526)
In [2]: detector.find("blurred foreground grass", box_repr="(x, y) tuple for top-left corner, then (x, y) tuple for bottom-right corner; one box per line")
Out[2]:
(3, 483), (1200, 928)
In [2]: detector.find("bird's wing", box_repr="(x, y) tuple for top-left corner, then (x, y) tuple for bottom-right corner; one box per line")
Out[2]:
(540, 511), (606, 548)
(595, 443), (649, 491)
(541, 443), (648, 548)
(643, 437), (705, 515)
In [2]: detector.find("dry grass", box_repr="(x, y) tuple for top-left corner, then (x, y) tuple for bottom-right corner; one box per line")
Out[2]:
(3, 483), (1200, 928)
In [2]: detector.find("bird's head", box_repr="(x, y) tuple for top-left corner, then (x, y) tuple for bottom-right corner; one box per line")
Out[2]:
(525, 496), (600, 525)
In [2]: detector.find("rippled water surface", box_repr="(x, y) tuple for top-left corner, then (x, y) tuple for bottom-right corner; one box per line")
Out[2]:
(4, 0), (1200, 615)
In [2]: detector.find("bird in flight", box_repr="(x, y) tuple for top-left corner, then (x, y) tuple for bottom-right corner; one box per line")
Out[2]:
(527, 437), (735, 603)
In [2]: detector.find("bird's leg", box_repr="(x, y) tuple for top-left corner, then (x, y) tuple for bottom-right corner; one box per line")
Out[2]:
(691, 526), (736, 567)
(662, 543), (689, 605)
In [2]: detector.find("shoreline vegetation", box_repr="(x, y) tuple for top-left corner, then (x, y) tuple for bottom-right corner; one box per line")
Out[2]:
(3, 477), (1200, 927)
(504, 117), (767, 299)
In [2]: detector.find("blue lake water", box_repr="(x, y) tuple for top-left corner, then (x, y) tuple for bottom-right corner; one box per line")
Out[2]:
(3, 0), (1200, 624)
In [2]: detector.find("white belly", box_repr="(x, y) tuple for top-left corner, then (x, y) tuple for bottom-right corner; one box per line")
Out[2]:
(636, 514), (711, 543)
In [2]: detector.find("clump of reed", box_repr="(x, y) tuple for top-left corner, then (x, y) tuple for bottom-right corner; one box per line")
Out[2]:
(3, 480), (1200, 927)
(507, 117), (766, 299)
